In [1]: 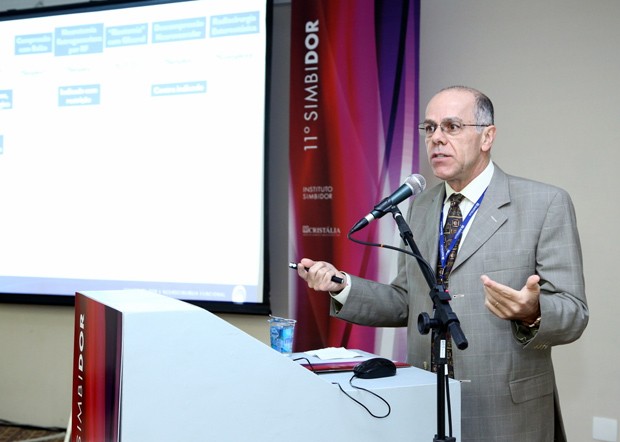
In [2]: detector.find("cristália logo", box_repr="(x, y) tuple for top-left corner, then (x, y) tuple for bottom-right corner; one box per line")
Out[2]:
(302, 225), (341, 236)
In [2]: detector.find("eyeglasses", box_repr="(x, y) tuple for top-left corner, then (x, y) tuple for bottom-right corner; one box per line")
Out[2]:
(418, 119), (491, 137)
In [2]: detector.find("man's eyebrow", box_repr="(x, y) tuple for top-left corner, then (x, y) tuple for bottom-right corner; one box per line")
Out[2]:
(425, 117), (463, 124)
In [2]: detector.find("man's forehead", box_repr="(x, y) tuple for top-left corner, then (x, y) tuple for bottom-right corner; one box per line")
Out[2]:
(425, 90), (475, 120)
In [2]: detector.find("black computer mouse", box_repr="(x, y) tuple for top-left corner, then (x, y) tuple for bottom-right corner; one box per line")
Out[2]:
(353, 357), (397, 379)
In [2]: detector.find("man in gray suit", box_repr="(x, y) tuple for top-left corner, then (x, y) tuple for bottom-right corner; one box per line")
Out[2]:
(295, 86), (588, 441)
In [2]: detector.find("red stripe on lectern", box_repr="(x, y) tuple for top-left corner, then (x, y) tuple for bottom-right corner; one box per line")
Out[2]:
(72, 293), (122, 441)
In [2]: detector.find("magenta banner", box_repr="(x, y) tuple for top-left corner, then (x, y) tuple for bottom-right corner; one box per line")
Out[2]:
(289, 0), (420, 354)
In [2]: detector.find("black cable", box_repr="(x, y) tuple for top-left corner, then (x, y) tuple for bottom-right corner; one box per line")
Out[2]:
(292, 356), (315, 372)
(347, 231), (418, 260)
(0, 418), (66, 433)
(331, 375), (391, 419)
(348, 220), (455, 432)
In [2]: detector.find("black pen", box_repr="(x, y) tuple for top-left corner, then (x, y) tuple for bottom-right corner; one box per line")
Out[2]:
(288, 262), (344, 284)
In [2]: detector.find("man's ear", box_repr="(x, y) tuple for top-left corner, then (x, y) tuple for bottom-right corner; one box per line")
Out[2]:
(481, 125), (496, 152)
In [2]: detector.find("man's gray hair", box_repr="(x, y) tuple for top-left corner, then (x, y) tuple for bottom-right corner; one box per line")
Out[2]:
(440, 85), (494, 128)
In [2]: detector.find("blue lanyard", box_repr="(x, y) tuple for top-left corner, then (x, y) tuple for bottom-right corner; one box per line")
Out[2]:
(438, 189), (487, 271)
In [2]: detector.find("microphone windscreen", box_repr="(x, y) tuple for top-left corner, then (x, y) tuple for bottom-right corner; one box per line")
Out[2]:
(405, 174), (426, 195)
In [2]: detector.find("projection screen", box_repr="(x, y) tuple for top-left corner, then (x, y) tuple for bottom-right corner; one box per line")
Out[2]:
(0, 0), (271, 314)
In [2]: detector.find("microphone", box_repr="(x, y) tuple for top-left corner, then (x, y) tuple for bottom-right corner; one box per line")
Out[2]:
(349, 174), (426, 234)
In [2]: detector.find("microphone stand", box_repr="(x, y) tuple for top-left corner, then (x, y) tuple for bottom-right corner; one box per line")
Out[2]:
(388, 206), (468, 442)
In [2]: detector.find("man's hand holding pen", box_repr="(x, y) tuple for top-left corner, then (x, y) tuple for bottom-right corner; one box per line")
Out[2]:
(290, 258), (347, 291)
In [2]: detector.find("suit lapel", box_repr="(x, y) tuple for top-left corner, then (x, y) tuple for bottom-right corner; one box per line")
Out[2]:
(452, 165), (510, 271)
(415, 184), (445, 271)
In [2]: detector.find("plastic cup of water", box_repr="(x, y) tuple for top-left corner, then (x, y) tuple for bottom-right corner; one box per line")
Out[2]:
(268, 316), (296, 355)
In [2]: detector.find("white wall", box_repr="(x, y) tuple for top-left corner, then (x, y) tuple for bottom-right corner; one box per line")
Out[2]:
(1, 1), (618, 440)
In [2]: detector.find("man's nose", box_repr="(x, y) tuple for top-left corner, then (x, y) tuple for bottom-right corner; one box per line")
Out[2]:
(430, 126), (447, 144)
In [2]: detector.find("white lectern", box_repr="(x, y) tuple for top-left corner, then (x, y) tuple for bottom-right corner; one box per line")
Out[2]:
(70, 289), (460, 441)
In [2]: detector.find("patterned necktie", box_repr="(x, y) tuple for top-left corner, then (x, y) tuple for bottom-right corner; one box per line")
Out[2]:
(431, 193), (465, 378)
(438, 193), (465, 288)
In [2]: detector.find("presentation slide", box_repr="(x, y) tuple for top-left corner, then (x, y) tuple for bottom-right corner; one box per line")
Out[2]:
(0, 0), (268, 309)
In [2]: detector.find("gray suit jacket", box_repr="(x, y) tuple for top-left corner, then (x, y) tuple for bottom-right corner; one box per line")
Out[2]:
(334, 164), (588, 442)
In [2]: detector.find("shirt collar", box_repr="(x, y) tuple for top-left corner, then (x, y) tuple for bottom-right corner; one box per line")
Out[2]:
(444, 161), (494, 203)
